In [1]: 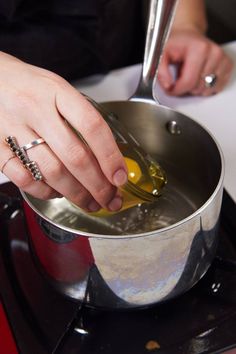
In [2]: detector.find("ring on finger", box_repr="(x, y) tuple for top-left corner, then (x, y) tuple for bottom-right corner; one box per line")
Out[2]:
(203, 74), (218, 88)
(5, 136), (44, 181)
(0, 155), (16, 174)
(21, 137), (45, 151)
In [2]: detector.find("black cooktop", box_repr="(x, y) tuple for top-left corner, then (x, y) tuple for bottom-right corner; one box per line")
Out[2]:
(1, 182), (236, 354)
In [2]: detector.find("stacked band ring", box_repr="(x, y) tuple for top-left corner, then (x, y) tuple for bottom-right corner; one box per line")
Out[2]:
(5, 136), (44, 181)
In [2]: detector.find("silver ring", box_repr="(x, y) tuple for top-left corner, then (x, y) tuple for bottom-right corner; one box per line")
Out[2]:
(5, 136), (43, 181)
(204, 74), (217, 88)
(0, 155), (16, 174)
(21, 138), (45, 151)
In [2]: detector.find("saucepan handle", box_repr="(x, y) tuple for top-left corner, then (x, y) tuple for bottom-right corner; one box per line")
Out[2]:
(131, 0), (178, 103)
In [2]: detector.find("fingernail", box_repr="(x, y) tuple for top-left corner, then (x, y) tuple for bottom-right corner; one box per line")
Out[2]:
(113, 168), (127, 187)
(107, 196), (123, 212)
(87, 200), (101, 212)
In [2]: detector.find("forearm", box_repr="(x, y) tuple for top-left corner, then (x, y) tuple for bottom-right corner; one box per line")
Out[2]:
(172, 0), (208, 34)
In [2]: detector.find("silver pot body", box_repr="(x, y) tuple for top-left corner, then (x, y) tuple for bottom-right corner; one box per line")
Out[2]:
(21, 0), (224, 309)
(22, 101), (224, 309)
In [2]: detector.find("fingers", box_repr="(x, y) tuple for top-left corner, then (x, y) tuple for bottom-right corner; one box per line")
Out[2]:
(22, 131), (102, 211)
(0, 142), (59, 200)
(167, 42), (207, 96)
(158, 53), (175, 90)
(158, 29), (234, 97)
(191, 48), (234, 96)
(0, 79), (125, 211)
(26, 107), (123, 211)
(1, 125), (121, 212)
(54, 84), (128, 186)
(0, 56), (127, 212)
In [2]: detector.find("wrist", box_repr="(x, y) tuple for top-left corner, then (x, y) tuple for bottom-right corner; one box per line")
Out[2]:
(171, 21), (207, 36)
(171, 0), (208, 35)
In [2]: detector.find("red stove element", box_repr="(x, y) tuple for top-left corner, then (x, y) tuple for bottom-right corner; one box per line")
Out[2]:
(0, 303), (18, 354)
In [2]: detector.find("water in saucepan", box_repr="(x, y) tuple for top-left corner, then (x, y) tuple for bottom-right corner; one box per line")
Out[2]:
(61, 176), (197, 236)
(107, 183), (197, 234)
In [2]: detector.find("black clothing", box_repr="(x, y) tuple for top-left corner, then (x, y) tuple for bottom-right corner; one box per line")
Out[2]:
(0, 0), (145, 80)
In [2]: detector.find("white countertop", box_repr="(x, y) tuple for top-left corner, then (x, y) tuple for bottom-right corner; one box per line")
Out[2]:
(1, 41), (236, 202)
(74, 41), (236, 203)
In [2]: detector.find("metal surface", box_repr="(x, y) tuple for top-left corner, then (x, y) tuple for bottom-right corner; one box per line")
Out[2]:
(204, 73), (217, 88)
(5, 136), (43, 181)
(21, 0), (224, 308)
(1, 183), (236, 354)
(132, 0), (178, 102)
(21, 138), (45, 151)
(23, 101), (224, 308)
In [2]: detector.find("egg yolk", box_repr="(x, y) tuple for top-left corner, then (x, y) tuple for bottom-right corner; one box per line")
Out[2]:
(124, 157), (142, 184)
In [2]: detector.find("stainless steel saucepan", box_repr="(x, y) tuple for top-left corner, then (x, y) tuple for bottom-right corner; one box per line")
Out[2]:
(21, 0), (224, 309)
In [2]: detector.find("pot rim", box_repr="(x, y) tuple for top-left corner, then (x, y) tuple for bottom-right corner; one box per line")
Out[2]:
(21, 146), (224, 242)
(21, 103), (225, 240)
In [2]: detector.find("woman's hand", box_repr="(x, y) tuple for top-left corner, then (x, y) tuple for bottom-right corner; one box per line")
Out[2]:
(0, 52), (128, 212)
(158, 28), (234, 96)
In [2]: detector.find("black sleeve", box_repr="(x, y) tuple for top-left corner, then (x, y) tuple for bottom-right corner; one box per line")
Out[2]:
(0, 0), (145, 80)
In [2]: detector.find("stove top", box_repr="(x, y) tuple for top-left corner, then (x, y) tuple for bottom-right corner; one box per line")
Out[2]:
(0, 183), (236, 354)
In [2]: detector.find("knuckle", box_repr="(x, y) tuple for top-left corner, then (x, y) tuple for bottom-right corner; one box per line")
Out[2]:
(67, 144), (88, 170)
(42, 159), (65, 181)
(94, 184), (115, 205)
(84, 115), (104, 137)
(14, 90), (38, 112)
(38, 68), (66, 87)
(14, 169), (33, 189)
(39, 188), (57, 200)
(43, 75), (71, 96)
(43, 70), (61, 82)
(102, 150), (126, 177)
(198, 41), (209, 55)
(69, 190), (90, 208)
(181, 76), (195, 91)
(212, 45), (224, 60)
(103, 149), (120, 165)
(45, 74), (67, 91)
